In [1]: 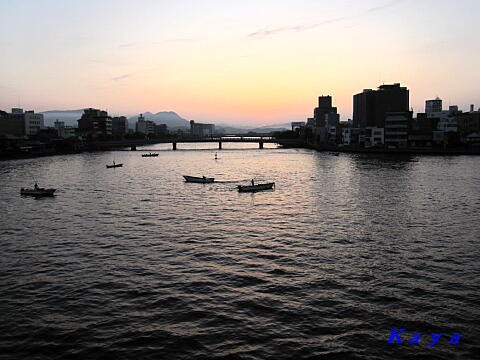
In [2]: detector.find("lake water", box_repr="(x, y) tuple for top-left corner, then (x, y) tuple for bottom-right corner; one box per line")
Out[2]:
(0, 145), (479, 359)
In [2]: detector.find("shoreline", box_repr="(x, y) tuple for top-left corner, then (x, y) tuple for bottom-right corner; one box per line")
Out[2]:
(2, 144), (480, 161)
(277, 139), (480, 155)
(308, 145), (480, 156)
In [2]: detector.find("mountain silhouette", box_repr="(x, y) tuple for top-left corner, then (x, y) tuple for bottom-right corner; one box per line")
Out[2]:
(127, 111), (189, 129)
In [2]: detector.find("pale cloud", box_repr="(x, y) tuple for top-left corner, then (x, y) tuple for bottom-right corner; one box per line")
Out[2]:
(248, 16), (350, 38)
(248, 0), (408, 39)
(111, 74), (131, 81)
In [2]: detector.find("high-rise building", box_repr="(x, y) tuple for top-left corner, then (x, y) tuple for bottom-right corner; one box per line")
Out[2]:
(190, 120), (215, 137)
(24, 110), (44, 136)
(112, 116), (129, 136)
(0, 110), (25, 137)
(425, 98), (442, 116)
(353, 89), (375, 128)
(54, 120), (76, 138)
(384, 111), (412, 149)
(305, 95), (340, 145)
(135, 114), (155, 135)
(0, 108), (43, 137)
(353, 83), (409, 129)
(314, 96), (337, 127)
(155, 124), (168, 138)
(77, 108), (112, 138)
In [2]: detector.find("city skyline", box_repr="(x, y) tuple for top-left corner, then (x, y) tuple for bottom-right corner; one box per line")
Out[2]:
(1, 0), (479, 125)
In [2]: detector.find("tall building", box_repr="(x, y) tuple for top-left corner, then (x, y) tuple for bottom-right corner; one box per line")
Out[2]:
(155, 124), (168, 138)
(353, 89), (375, 128)
(24, 110), (44, 136)
(425, 98), (442, 116)
(314, 96), (338, 127)
(0, 108), (43, 137)
(384, 111), (412, 149)
(353, 83), (409, 129)
(190, 120), (215, 137)
(77, 108), (112, 138)
(112, 116), (129, 136)
(304, 95), (340, 145)
(0, 110), (25, 137)
(54, 120), (76, 138)
(135, 114), (155, 135)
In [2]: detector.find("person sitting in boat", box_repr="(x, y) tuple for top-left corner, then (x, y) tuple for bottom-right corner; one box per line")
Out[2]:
(203, 176), (206, 181)
(251, 179), (254, 186)
(34, 182), (39, 190)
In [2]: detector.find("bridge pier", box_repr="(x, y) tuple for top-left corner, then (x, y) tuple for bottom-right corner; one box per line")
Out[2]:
(173, 142), (177, 150)
(259, 141), (264, 149)
(219, 141), (222, 150)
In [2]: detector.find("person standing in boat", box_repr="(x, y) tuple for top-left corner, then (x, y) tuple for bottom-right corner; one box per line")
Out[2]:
(251, 179), (254, 186)
(34, 182), (39, 190)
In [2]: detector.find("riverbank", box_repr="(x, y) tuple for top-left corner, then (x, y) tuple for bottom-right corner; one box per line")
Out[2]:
(2, 138), (480, 161)
(275, 138), (480, 155)
(0, 138), (164, 161)
(310, 144), (480, 155)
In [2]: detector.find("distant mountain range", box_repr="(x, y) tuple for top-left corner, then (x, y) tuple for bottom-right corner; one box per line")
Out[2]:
(40, 109), (190, 129)
(127, 111), (190, 130)
(40, 109), (291, 133)
(40, 110), (85, 127)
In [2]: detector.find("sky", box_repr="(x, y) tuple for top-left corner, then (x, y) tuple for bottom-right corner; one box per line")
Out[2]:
(0, 0), (479, 126)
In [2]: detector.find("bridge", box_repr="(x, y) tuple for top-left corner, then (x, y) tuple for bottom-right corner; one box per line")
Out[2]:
(93, 136), (303, 151)
(171, 136), (276, 150)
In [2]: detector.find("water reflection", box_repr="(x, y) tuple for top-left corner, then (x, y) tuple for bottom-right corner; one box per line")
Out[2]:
(0, 150), (479, 359)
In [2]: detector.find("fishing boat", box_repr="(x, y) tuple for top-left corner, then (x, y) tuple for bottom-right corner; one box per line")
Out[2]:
(183, 175), (215, 183)
(142, 153), (159, 157)
(20, 185), (56, 197)
(106, 162), (123, 168)
(237, 182), (275, 192)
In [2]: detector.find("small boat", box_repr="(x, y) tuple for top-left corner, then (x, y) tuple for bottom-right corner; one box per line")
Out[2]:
(237, 182), (275, 192)
(20, 186), (56, 197)
(106, 162), (123, 168)
(142, 153), (159, 157)
(183, 175), (215, 183)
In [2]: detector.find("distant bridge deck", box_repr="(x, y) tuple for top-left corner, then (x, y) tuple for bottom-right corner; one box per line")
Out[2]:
(94, 137), (303, 150)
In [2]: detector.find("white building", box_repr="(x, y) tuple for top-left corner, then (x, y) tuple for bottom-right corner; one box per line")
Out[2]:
(136, 114), (155, 135)
(428, 105), (459, 133)
(14, 109), (44, 136)
(25, 111), (44, 136)
(54, 120), (76, 138)
(54, 120), (65, 137)
(438, 106), (459, 133)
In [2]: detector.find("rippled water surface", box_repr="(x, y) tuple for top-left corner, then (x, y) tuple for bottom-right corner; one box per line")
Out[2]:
(1, 146), (479, 359)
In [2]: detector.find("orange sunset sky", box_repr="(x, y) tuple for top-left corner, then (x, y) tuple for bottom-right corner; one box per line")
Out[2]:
(0, 0), (479, 125)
